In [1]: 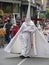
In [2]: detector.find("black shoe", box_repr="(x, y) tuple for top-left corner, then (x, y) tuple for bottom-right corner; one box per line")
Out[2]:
(19, 55), (30, 59)
(19, 55), (26, 59)
(26, 56), (30, 58)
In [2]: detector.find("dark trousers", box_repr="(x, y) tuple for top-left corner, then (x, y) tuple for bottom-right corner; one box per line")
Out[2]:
(5, 33), (10, 44)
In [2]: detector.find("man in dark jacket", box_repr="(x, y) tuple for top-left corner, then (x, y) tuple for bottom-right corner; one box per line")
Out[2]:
(5, 18), (12, 43)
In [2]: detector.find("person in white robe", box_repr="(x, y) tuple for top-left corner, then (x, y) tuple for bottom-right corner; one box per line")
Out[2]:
(4, 1), (49, 58)
(19, 20), (36, 58)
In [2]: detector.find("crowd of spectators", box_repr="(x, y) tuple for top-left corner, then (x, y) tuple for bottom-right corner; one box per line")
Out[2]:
(0, 15), (23, 48)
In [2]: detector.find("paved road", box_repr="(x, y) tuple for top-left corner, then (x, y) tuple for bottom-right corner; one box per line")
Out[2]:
(0, 48), (49, 65)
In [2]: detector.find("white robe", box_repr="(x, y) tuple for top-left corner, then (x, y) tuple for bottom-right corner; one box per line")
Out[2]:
(4, 20), (49, 57)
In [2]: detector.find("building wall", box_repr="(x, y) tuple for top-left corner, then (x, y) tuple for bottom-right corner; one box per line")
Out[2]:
(0, 2), (20, 17)
(0, 0), (41, 18)
(46, 0), (49, 8)
(42, 0), (47, 11)
(36, 0), (41, 4)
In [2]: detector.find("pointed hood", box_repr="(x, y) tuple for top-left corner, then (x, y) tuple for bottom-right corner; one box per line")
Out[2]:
(13, 15), (16, 26)
(25, 2), (31, 23)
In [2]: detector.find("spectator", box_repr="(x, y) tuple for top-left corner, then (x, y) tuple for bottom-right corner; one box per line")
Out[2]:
(5, 17), (12, 44)
(10, 24), (19, 38)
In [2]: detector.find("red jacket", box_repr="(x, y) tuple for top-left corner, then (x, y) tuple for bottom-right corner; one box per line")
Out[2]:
(10, 26), (19, 38)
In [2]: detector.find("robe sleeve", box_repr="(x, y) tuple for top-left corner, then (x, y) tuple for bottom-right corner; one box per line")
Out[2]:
(23, 24), (36, 33)
(29, 25), (36, 33)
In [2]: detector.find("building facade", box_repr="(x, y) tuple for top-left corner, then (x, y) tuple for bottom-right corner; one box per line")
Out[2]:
(0, 0), (41, 19)
(42, 0), (47, 11)
(46, 0), (49, 8)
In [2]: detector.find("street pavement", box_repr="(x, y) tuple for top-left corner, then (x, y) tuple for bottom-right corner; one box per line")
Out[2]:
(0, 48), (49, 65)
